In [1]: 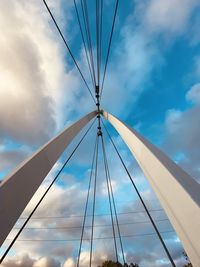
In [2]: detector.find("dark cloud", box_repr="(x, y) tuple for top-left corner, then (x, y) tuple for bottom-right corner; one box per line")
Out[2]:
(0, 0), (56, 145)
(163, 84), (200, 182)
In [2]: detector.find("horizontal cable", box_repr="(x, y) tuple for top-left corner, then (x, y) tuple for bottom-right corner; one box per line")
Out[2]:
(5, 230), (175, 242)
(19, 208), (164, 220)
(13, 219), (169, 230)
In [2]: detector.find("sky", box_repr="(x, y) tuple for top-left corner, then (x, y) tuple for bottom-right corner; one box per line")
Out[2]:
(0, 0), (200, 266)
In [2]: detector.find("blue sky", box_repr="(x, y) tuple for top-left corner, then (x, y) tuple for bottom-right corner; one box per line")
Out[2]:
(0, 0), (200, 267)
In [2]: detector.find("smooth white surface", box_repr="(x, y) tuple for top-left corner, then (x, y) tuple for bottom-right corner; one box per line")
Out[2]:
(0, 111), (96, 247)
(103, 111), (200, 267)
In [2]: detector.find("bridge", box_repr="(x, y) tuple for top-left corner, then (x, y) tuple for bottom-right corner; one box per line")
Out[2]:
(0, 1), (200, 266)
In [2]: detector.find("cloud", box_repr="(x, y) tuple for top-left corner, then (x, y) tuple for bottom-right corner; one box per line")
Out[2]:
(102, 0), (200, 117)
(1, 253), (61, 267)
(101, 0), (200, 120)
(102, 26), (163, 118)
(63, 258), (74, 267)
(0, 0), (56, 145)
(1, 254), (35, 267)
(164, 84), (200, 181)
(33, 257), (60, 267)
(0, 0), (97, 177)
(1, 166), (185, 267)
(0, 0), (94, 147)
(143, 0), (200, 35)
(186, 83), (200, 103)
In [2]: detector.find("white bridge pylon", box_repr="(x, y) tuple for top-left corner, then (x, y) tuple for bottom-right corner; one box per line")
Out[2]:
(102, 111), (200, 267)
(0, 110), (200, 266)
(0, 111), (96, 248)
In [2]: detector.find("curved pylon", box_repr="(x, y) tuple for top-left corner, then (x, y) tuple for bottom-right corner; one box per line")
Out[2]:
(103, 110), (200, 267)
(0, 111), (96, 247)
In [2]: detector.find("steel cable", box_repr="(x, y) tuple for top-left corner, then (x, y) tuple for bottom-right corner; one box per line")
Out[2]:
(76, 135), (98, 267)
(42, 0), (96, 103)
(74, 0), (96, 89)
(89, 134), (99, 267)
(101, 134), (126, 265)
(101, 119), (176, 267)
(101, 135), (118, 262)
(100, 0), (119, 100)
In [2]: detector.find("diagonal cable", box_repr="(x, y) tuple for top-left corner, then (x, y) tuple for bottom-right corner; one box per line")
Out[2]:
(76, 135), (98, 267)
(42, 0), (96, 103)
(80, 0), (96, 86)
(74, 0), (96, 89)
(101, 135), (118, 262)
(100, 0), (119, 100)
(89, 134), (99, 267)
(101, 134), (126, 265)
(99, 0), (103, 85)
(0, 118), (96, 264)
(81, 0), (97, 88)
(96, 0), (100, 86)
(101, 118), (176, 267)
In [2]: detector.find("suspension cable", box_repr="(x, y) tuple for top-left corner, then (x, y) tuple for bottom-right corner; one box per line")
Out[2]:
(101, 134), (126, 265)
(74, 0), (96, 89)
(42, 0), (95, 103)
(89, 134), (99, 267)
(101, 135), (118, 262)
(13, 218), (170, 230)
(100, 0), (119, 100)
(99, 0), (103, 86)
(5, 230), (175, 243)
(101, 119), (176, 267)
(0, 118), (96, 264)
(80, 0), (96, 87)
(96, 0), (100, 86)
(76, 135), (98, 267)
(81, 0), (97, 88)
(19, 208), (165, 220)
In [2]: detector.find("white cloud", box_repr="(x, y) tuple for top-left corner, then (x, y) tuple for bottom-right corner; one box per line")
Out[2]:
(186, 83), (200, 103)
(102, 29), (163, 117)
(143, 0), (199, 35)
(0, 0), (97, 178)
(33, 257), (60, 267)
(0, 0), (94, 147)
(63, 258), (74, 267)
(1, 164), (185, 266)
(1, 253), (35, 267)
(100, 179), (118, 196)
(1, 253), (61, 267)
